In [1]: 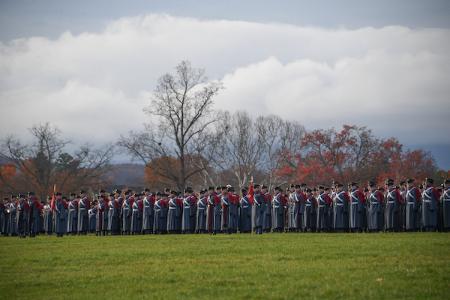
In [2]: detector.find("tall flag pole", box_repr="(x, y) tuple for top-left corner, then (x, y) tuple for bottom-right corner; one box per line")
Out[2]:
(50, 184), (56, 211)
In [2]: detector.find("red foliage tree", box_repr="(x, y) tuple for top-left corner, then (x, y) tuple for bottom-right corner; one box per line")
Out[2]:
(278, 125), (441, 186)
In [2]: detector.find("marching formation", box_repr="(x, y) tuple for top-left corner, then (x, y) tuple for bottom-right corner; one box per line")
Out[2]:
(1, 178), (449, 237)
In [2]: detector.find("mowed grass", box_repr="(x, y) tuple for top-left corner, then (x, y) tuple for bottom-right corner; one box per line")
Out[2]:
(0, 233), (449, 299)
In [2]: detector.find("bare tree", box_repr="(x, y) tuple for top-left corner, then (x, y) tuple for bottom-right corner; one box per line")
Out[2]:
(257, 115), (305, 189)
(206, 112), (305, 190)
(207, 111), (265, 190)
(119, 61), (222, 190)
(0, 123), (113, 200)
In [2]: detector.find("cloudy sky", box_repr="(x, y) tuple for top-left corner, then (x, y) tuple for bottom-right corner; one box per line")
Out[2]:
(1, 0), (449, 168)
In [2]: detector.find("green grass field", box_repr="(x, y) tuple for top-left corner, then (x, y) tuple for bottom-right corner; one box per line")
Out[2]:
(0, 233), (449, 299)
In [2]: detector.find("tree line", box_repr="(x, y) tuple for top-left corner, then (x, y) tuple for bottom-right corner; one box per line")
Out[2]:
(1, 61), (447, 199)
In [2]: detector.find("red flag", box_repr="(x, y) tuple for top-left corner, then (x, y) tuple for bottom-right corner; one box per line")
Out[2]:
(248, 181), (254, 205)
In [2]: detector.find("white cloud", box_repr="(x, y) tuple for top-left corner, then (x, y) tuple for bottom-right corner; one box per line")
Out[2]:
(216, 52), (449, 144)
(0, 14), (449, 149)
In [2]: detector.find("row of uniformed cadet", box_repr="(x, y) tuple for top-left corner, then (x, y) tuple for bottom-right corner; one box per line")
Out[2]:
(1, 178), (449, 236)
(0, 192), (43, 238)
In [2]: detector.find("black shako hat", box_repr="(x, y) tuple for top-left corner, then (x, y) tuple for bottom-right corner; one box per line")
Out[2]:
(406, 178), (415, 184)
(385, 179), (395, 186)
